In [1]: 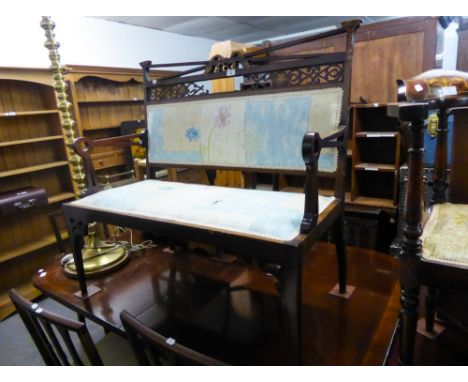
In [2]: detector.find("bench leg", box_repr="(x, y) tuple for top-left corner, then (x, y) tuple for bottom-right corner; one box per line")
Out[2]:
(69, 226), (89, 297)
(334, 213), (347, 294)
(277, 250), (303, 365)
(63, 209), (100, 299)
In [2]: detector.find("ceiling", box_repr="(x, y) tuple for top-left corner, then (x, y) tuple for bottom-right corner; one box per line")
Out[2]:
(95, 16), (397, 43)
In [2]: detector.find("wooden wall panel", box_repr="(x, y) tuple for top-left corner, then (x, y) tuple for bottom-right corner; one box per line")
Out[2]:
(351, 32), (425, 103)
(271, 17), (438, 104)
(457, 29), (468, 71)
(449, 112), (468, 204)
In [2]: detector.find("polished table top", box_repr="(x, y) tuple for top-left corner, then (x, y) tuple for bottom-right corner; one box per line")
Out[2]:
(33, 239), (271, 334)
(33, 236), (399, 365)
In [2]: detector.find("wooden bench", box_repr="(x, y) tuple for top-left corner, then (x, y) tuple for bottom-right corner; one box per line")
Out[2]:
(64, 19), (361, 364)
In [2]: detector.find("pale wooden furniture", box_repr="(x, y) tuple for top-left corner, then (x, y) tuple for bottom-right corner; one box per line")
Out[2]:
(0, 67), (75, 320)
(63, 65), (173, 178)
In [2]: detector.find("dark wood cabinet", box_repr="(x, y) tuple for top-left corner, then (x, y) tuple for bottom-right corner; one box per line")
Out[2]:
(350, 104), (402, 211)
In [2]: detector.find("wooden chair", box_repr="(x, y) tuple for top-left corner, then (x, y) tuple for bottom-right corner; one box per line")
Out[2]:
(388, 69), (468, 365)
(120, 309), (228, 365)
(9, 288), (103, 365)
(76, 120), (145, 194)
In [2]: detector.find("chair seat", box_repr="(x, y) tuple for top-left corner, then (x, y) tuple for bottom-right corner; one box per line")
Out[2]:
(93, 332), (138, 366)
(71, 179), (336, 242)
(422, 203), (468, 268)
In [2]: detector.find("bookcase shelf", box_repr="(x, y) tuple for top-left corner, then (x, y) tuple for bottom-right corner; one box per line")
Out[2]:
(0, 161), (69, 178)
(77, 98), (144, 104)
(350, 104), (401, 209)
(355, 131), (397, 138)
(82, 125), (121, 132)
(0, 68), (75, 320)
(0, 230), (69, 265)
(0, 109), (59, 118)
(48, 192), (75, 204)
(0, 135), (63, 147)
(355, 163), (396, 172)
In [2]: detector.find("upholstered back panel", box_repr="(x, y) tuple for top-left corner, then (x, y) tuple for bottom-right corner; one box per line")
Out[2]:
(147, 87), (343, 173)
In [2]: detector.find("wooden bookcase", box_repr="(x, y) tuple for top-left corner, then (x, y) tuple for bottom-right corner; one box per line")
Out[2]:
(0, 67), (74, 319)
(64, 65), (172, 177)
(350, 104), (401, 211)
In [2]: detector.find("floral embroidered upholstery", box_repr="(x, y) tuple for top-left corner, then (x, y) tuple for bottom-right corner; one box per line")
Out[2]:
(421, 203), (468, 268)
(147, 88), (343, 173)
(71, 180), (336, 242)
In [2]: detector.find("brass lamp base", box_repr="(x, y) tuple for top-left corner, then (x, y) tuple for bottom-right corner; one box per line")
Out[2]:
(63, 222), (130, 279)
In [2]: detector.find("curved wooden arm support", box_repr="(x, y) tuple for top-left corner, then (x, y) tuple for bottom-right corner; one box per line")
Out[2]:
(300, 127), (347, 234)
(300, 131), (322, 234)
(73, 131), (146, 193)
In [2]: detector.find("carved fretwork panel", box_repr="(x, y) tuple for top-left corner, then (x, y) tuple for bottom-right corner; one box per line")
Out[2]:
(148, 82), (209, 102)
(148, 63), (344, 102)
(244, 64), (344, 89)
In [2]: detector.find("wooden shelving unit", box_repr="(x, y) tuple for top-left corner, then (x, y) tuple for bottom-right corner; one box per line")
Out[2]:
(0, 135), (64, 148)
(0, 230), (69, 265)
(350, 104), (401, 211)
(0, 161), (69, 178)
(0, 109), (59, 118)
(355, 163), (396, 172)
(0, 67), (75, 320)
(64, 65), (173, 177)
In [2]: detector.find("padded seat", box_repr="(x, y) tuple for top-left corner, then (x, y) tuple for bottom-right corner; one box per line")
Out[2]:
(422, 203), (468, 268)
(72, 180), (335, 242)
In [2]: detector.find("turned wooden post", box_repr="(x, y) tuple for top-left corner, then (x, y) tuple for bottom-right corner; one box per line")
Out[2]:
(388, 102), (428, 365)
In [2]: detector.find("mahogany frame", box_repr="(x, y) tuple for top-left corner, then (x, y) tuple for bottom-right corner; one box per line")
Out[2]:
(388, 95), (468, 365)
(64, 19), (361, 365)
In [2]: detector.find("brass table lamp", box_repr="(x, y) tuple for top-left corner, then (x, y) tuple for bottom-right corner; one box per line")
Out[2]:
(63, 222), (129, 278)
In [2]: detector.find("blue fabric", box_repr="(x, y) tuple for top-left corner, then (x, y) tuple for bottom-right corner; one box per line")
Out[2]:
(72, 180), (335, 242)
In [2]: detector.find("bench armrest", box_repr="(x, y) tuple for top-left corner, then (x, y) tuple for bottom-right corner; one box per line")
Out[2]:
(73, 131), (146, 194)
(300, 126), (346, 234)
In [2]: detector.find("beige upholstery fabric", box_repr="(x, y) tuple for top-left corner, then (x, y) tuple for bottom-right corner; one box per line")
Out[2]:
(422, 203), (468, 268)
(147, 88), (343, 173)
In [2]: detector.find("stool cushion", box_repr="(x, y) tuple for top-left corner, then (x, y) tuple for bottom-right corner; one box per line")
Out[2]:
(422, 203), (468, 268)
(71, 180), (335, 242)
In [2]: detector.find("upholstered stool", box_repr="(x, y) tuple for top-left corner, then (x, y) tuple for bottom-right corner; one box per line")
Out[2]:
(422, 203), (468, 268)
